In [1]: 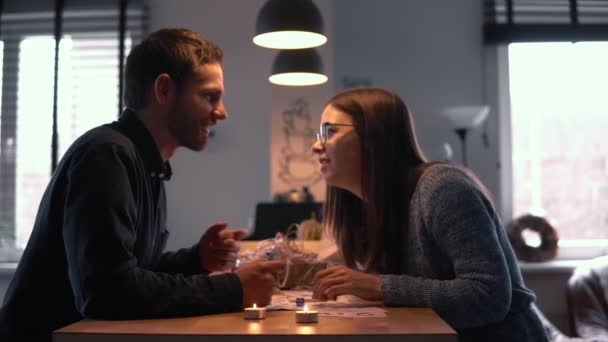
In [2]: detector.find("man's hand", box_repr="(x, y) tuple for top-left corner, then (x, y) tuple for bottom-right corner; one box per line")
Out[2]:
(312, 265), (382, 301)
(199, 221), (249, 273)
(234, 260), (286, 308)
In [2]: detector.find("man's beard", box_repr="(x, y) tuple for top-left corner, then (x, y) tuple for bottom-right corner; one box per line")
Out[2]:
(168, 103), (208, 151)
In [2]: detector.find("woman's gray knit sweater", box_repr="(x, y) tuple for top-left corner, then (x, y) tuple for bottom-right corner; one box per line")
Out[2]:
(379, 164), (549, 341)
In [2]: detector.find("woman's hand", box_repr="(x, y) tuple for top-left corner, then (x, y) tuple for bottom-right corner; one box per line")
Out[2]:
(312, 265), (382, 301)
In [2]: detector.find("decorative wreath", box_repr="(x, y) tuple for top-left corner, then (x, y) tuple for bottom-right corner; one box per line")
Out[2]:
(506, 214), (559, 262)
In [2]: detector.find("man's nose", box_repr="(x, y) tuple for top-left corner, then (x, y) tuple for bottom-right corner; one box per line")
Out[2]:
(214, 102), (227, 120)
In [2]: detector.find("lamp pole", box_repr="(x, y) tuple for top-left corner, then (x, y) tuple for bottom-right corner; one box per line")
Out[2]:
(455, 128), (468, 167)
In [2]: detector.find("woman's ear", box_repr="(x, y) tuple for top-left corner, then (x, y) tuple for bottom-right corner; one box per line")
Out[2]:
(153, 73), (174, 106)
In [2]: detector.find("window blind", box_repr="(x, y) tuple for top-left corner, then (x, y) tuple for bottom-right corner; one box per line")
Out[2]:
(484, 0), (608, 42)
(0, 0), (147, 260)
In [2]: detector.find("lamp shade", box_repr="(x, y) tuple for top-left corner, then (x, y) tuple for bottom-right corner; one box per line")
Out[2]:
(441, 106), (490, 129)
(254, 0), (327, 49)
(269, 49), (328, 86)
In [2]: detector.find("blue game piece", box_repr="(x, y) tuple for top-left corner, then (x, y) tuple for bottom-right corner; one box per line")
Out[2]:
(295, 297), (305, 307)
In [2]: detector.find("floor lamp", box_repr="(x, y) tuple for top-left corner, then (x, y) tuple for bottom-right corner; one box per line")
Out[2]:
(441, 106), (490, 167)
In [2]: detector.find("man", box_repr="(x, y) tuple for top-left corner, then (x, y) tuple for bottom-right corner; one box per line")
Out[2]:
(0, 28), (283, 341)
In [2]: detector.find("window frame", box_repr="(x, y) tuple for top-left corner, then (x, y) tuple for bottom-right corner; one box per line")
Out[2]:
(488, 44), (608, 259)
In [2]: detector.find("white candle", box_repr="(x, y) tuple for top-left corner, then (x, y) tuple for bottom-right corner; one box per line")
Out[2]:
(295, 305), (318, 323)
(244, 303), (266, 320)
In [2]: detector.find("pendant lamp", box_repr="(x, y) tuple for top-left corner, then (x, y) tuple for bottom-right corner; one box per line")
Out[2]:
(269, 49), (328, 86)
(254, 0), (327, 50)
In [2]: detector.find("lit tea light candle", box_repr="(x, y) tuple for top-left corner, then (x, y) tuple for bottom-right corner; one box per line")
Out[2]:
(244, 303), (266, 320)
(295, 305), (318, 323)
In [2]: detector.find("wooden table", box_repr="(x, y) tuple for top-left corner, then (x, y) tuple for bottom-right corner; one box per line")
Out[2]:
(54, 307), (457, 342)
(56, 242), (456, 341)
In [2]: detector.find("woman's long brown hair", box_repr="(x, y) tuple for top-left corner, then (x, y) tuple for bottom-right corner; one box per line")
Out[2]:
(323, 88), (428, 274)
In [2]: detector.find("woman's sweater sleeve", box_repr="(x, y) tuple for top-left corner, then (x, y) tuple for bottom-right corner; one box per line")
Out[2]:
(380, 168), (512, 329)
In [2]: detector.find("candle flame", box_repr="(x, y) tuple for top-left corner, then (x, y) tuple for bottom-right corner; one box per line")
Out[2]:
(253, 303), (257, 309)
(304, 305), (308, 312)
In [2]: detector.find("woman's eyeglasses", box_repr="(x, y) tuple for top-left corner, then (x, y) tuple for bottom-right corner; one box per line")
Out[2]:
(315, 122), (354, 145)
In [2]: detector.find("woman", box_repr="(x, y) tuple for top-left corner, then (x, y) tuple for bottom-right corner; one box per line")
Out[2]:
(311, 88), (549, 341)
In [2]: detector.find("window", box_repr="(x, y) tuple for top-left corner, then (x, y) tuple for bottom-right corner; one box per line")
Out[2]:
(15, 36), (130, 250)
(508, 42), (608, 241)
(0, 6), (146, 262)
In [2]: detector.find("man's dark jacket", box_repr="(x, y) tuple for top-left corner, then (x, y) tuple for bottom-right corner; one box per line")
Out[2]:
(0, 110), (242, 341)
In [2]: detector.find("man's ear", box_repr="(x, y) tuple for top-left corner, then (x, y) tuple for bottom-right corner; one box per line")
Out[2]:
(153, 73), (174, 106)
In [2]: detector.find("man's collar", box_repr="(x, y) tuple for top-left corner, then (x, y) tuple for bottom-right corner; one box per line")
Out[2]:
(115, 109), (172, 181)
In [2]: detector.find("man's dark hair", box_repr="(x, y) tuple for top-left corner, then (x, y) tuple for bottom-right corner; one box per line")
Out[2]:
(124, 28), (223, 110)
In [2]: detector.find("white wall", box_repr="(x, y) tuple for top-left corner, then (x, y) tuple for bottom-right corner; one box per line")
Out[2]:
(148, 0), (499, 250)
(153, 0), (502, 264)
